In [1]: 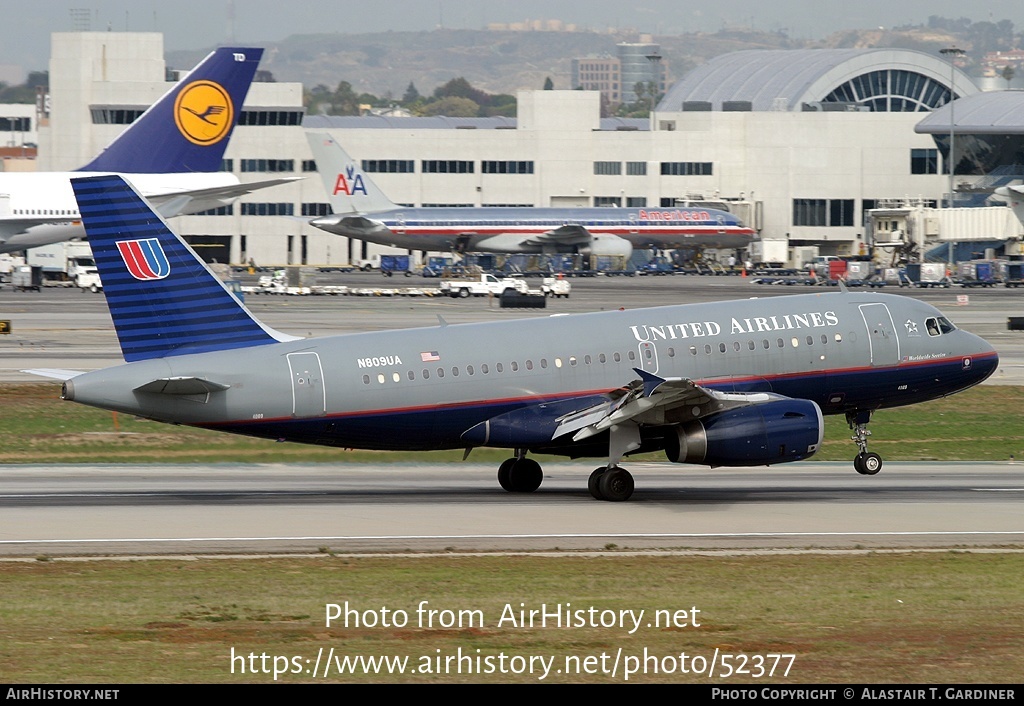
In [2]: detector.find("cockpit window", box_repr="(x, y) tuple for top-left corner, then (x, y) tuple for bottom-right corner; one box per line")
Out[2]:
(926, 316), (956, 336)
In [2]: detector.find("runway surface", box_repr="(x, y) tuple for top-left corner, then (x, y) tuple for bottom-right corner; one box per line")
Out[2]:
(1, 461), (1022, 556)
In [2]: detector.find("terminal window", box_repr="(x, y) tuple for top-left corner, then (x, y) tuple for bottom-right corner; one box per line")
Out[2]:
(482, 161), (534, 174)
(594, 161), (622, 176)
(362, 160), (415, 173)
(911, 148), (939, 174)
(422, 160), (474, 174)
(660, 162), (713, 176)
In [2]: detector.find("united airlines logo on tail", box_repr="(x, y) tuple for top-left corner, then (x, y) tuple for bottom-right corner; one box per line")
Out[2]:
(333, 164), (368, 197)
(117, 239), (171, 281)
(174, 80), (234, 146)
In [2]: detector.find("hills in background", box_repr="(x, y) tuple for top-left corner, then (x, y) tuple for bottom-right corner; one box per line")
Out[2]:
(161, 17), (1019, 101)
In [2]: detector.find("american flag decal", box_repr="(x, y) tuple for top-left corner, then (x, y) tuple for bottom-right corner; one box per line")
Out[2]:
(420, 351), (440, 362)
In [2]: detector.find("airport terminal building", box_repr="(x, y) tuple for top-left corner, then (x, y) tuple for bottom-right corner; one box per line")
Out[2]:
(29, 32), (1021, 267)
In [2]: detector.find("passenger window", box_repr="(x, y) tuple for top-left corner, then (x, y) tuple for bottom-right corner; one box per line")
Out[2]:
(806, 336), (813, 346)
(585, 355), (592, 365)
(704, 344), (712, 355)
(526, 360), (533, 371)
(362, 374), (370, 385)
(599, 353), (607, 363)
(835, 333), (843, 343)
(614, 352), (621, 362)
(762, 339), (769, 349)
(408, 370), (415, 380)
(748, 340), (755, 351)
(496, 363), (504, 373)
(392, 372), (401, 382)
(467, 365), (474, 375)
(719, 343), (727, 353)
(791, 337), (799, 348)
(555, 358), (563, 368)
(570, 356), (578, 366)
(423, 369), (430, 379)
(437, 368), (445, 378)
(627, 351), (635, 361)
(690, 346), (698, 356)
(377, 374), (385, 384)
(667, 347), (675, 357)
(511, 361), (519, 372)
(541, 359), (548, 369)
(820, 335), (828, 345)
(733, 341), (741, 352)
(482, 364), (489, 374)
(452, 367), (459, 377)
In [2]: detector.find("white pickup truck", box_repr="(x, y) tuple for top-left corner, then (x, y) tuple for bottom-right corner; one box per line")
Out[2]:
(439, 273), (528, 298)
(76, 270), (103, 293)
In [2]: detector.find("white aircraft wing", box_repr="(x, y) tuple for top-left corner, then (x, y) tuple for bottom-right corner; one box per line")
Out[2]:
(557, 369), (779, 442)
(522, 224), (592, 247)
(144, 176), (303, 217)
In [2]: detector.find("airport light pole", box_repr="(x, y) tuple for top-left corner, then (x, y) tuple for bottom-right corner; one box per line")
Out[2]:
(940, 46), (965, 268)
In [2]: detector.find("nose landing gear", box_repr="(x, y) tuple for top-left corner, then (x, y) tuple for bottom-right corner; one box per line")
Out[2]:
(848, 410), (882, 475)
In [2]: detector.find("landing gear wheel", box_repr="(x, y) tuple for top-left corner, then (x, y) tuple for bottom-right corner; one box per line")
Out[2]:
(508, 458), (543, 493)
(497, 458), (516, 491)
(856, 452), (882, 475)
(597, 467), (634, 502)
(588, 467), (606, 500)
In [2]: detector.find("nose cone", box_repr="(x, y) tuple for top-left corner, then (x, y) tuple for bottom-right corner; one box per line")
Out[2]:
(964, 333), (999, 385)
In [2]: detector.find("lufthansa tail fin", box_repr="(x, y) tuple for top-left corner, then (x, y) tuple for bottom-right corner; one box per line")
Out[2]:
(79, 47), (263, 174)
(305, 131), (398, 213)
(71, 174), (296, 363)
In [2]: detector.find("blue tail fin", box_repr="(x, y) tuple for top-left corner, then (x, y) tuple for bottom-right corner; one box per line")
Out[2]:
(71, 174), (294, 362)
(79, 47), (263, 174)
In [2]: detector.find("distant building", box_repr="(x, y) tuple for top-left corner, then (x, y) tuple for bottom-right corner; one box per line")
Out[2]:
(572, 40), (666, 106)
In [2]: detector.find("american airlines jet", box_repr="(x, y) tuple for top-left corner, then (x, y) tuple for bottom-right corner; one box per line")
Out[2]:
(26, 174), (998, 502)
(305, 132), (755, 259)
(0, 47), (294, 255)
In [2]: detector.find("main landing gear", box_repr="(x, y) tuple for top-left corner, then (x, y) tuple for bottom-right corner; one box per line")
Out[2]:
(588, 466), (634, 502)
(497, 452), (543, 493)
(847, 410), (882, 475)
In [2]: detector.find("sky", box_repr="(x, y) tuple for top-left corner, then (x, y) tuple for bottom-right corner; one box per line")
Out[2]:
(1, 0), (1021, 75)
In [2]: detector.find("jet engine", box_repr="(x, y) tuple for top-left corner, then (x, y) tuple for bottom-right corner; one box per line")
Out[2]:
(665, 399), (823, 466)
(579, 234), (633, 259)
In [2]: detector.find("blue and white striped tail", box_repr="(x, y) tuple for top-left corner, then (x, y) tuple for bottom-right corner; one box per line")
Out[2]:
(71, 175), (293, 362)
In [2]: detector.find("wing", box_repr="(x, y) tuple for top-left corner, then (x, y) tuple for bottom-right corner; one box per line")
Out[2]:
(143, 177), (303, 217)
(462, 369), (778, 448)
(521, 224), (592, 247)
(555, 369), (778, 442)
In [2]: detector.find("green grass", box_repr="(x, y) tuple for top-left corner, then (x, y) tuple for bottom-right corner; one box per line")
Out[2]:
(5, 382), (1024, 464)
(2, 553), (1022, 683)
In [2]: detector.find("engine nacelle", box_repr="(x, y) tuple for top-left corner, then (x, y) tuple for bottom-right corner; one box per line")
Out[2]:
(579, 234), (633, 259)
(665, 399), (823, 466)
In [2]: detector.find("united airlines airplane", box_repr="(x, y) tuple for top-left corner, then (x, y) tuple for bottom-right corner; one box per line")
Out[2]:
(0, 47), (295, 255)
(29, 175), (998, 502)
(305, 132), (755, 259)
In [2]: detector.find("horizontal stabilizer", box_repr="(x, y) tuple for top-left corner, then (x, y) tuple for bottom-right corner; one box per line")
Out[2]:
(134, 377), (231, 395)
(21, 368), (86, 381)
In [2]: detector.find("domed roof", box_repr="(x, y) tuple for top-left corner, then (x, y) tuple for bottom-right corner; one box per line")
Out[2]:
(656, 48), (977, 113)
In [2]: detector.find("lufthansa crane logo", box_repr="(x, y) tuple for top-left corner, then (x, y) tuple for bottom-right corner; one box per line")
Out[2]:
(173, 80), (234, 146)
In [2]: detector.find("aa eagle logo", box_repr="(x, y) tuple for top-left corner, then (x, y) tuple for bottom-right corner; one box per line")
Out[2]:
(173, 80), (234, 146)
